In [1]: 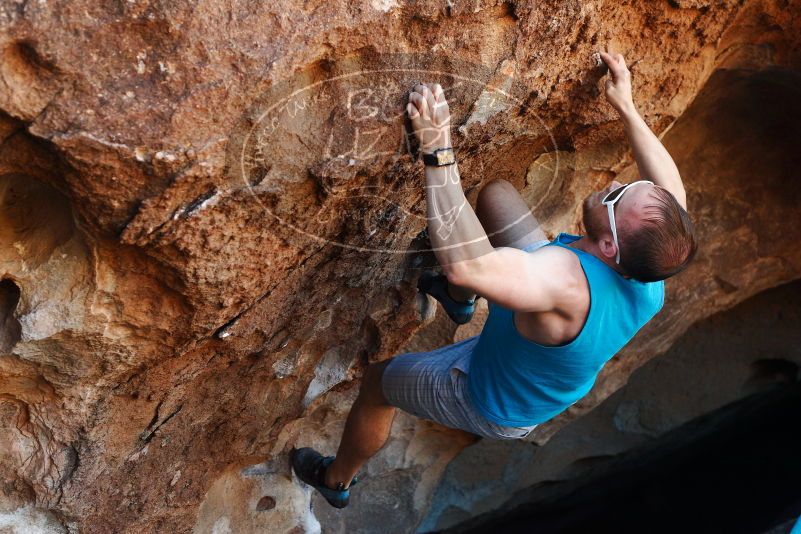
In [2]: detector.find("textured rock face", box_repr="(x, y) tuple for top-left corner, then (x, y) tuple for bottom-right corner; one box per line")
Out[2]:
(1, 1), (800, 532)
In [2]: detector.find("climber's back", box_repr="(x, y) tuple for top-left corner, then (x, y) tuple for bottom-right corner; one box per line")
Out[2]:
(467, 233), (665, 427)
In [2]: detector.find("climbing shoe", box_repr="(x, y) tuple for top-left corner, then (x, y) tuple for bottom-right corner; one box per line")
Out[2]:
(290, 447), (358, 509)
(417, 271), (476, 325)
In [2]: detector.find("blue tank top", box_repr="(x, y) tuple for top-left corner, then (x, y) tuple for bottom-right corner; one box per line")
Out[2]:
(466, 233), (665, 426)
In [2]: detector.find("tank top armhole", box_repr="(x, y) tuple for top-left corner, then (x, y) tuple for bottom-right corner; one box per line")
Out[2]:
(512, 242), (595, 350)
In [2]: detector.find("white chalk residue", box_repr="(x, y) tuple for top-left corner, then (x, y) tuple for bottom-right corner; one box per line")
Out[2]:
(210, 516), (232, 534)
(458, 87), (511, 134)
(300, 502), (322, 534)
(370, 0), (399, 12)
(301, 346), (352, 408)
(0, 507), (66, 534)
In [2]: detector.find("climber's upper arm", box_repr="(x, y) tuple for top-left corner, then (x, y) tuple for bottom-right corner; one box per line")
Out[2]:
(444, 245), (575, 313)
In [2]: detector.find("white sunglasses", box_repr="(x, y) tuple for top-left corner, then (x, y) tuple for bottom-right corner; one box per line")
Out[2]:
(601, 180), (654, 264)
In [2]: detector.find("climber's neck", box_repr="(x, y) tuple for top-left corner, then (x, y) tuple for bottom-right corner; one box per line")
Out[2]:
(568, 236), (630, 278)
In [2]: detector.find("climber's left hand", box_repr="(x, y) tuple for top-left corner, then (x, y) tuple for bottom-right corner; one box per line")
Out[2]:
(407, 83), (452, 155)
(600, 52), (635, 115)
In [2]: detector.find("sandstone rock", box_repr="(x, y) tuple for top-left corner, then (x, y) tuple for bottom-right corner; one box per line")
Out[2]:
(0, 0), (799, 532)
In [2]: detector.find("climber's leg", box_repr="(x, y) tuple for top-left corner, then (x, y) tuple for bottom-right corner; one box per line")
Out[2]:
(445, 178), (547, 302)
(324, 360), (394, 490)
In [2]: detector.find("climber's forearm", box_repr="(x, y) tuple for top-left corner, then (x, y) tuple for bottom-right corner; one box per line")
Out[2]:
(620, 106), (687, 209)
(424, 163), (493, 272)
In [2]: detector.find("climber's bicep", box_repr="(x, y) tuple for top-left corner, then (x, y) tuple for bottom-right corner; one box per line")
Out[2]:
(445, 246), (567, 313)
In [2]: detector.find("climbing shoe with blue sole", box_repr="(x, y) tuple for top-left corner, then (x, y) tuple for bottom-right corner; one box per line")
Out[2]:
(417, 270), (476, 325)
(290, 447), (358, 509)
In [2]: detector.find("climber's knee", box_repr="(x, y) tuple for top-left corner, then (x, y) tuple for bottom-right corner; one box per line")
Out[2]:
(476, 179), (515, 219)
(475, 179), (545, 248)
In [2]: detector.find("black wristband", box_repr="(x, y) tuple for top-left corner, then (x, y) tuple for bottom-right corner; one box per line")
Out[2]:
(422, 147), (456, 167)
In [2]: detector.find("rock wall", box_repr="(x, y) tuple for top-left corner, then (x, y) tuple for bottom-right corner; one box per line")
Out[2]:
(1, 1), (800, 532)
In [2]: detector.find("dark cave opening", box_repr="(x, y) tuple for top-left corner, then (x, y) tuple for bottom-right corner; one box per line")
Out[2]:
(450, 382), (801, 534)
(0, 278), (22, 352)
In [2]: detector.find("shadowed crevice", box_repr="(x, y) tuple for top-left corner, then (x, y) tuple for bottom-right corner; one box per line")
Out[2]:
(0, 278), (21, 352)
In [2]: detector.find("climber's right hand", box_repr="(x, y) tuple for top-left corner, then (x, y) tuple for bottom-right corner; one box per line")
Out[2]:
(407, 83), (452, 155)
(600, 51), (635, 116)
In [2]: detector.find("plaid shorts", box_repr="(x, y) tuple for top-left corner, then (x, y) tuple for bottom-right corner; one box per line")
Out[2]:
(381, 238), (550, 440)
(381, 335), (538, 440)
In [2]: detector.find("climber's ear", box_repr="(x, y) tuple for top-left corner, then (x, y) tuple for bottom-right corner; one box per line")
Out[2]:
(597, 233), (618, 261)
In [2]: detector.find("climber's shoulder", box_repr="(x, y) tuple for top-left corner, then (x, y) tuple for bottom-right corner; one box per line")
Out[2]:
(527, 244), (589, 306)
(447, 244), (586, 313)
(494, 244), (587, 314)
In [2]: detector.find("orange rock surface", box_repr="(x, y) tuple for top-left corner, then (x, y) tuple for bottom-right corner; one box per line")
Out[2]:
(1, 1), (800, 531)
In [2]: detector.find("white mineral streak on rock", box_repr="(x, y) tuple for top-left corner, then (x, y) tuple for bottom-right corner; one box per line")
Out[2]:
(459, 60), (516, 134)
(127, 444), (149, 462)
(314, 308), (333, 331)
(302, 346), (353, 408)
(190, 193), (220, 215)
(136, 51), (147, 74)
(210, 516), (231, 534)
(370, 0), (399, 13)
(154, 150), (177, 162)
(459, 88), (510, 132)
(272, 356), (295, 379)
(67, 131), (132, 151)
(0, 507), (66, 534)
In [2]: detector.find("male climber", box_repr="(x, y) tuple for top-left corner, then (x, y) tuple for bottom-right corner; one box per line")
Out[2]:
(291, 51), (697, 508)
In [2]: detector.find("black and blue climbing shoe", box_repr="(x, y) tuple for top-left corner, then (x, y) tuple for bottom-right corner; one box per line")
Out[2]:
(417, 270), (476, 325)
(290, 447), (358, 509)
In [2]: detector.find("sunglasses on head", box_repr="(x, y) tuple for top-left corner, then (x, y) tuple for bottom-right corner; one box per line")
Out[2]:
(601, 180), (654, 265)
